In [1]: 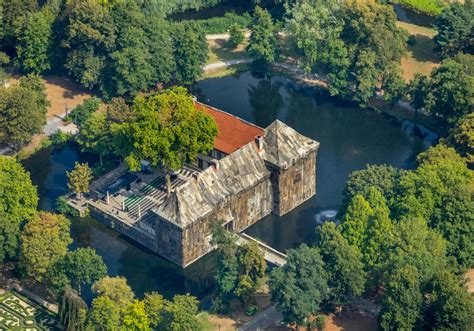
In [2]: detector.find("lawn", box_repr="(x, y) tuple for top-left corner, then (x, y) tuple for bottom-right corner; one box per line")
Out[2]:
(0, 290), (59, 330)
(397, 21), (440, 81)
(207, 38), (250, 65)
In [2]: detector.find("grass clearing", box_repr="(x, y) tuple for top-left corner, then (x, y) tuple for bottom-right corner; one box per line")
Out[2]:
(200, 63), (250, 80)
(207, 38), (250, 65)
(397, 21), (440, 81)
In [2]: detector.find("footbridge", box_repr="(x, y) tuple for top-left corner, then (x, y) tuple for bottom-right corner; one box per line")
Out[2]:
(236, 233), (287, 267)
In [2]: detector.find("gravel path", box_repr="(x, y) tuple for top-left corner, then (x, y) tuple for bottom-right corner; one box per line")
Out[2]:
(203, 59), (252, 71)
(237, 305), (283, 331)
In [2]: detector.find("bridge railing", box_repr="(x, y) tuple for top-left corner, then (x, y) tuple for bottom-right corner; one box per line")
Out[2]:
(239, 233), (287, 260)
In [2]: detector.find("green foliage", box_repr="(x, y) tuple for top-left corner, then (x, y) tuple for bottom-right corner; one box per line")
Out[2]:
(0, 52), (10, 85)
(189, 12), (251, 34)
(59, 287), (88, 331)
(143, 292), (165, 329)
(120, 87), (217, 175)
(228, 23), (245, 48)
(434, 2), (474, 58)
(447, 112), (474, 167)
(55, 196), (79, 217)
(316, 222), (366, 308)
(172, 21), (208, 86)
(269, 244), (328, 327)
(51, 130), (72, 145)
(162, 294), (200, 331)
(121, 300), (151, 331)
(408, 73), (431, 111)
(424, 270), (474, 330)
(67, 97), (101, 126)
(247, 6), (278, 66)
(286, 0), (407, 104)
(57, 248), (107, 294)
(0, 0), (38, 48)
(67, 162), (93, 199)
(379, 265), (423, 331)
(393, 0), (447, 16)
(0, 156), (38, 263)
(20, 211), (72, 282)
(76, 112), (113, 165)
(382, 63), (406, 105)
(15, 8), (55, 74)
(88, 295), (121, 331)
(0, 77), (48, 149)
(235, 241), (266, 304)
(92, 276), (135, 309)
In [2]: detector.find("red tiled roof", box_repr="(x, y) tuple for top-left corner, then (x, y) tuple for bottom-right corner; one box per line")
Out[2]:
(195, 102), (264, 155)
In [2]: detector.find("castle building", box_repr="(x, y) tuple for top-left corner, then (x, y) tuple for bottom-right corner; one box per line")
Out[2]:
(86, 102), (319, 267)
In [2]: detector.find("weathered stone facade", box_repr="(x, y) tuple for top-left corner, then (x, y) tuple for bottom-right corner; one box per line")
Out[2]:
(84, 114), (319, 268)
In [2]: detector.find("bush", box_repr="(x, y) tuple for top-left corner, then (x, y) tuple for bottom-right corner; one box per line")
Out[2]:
(65, 97), (101, 125)
(55, 196), (79, 217)
(50, 130), (71, 145)
(188, 12), (251, 34)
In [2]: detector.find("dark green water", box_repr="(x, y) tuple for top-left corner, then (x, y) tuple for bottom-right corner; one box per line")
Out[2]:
(22, 72), (437, 301)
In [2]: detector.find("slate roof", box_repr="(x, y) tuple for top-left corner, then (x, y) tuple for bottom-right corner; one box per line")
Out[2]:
(195, 102), (264, 154)
(152, 143), (271, 227)
(261, 120), (320, 169)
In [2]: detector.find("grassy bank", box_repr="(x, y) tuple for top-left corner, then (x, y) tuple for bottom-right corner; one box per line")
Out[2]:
(393, 0), (448, 16)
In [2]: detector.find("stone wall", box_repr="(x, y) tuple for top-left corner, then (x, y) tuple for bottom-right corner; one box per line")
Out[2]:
(155, 218), (184, 266)
(272, 149), (317, 216)
(179, 177), (273, 267)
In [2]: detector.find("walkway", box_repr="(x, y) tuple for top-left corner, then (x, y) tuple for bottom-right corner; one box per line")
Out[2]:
(236, 233), (287, 267)
(237, 305), (283, 331)
(203, 59), (252, 71)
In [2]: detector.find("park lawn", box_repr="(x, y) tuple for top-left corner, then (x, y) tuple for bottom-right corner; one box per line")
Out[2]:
(207, 38), (250, 65)
(397, 21), (440, 81)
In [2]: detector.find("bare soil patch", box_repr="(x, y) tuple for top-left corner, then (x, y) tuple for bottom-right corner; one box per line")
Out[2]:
(465, 268), (474, 293)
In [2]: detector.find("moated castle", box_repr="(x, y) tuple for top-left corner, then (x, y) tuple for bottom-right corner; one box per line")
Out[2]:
(80, 101), (319, 267)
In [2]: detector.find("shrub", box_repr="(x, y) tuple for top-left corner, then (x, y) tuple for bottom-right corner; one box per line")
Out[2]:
(66, 97), (101, 125)
(55, 196), (79, 217)
(50, 130), (71, 145)
(188, 12), (251, 34)
(229, 24), (245, 47)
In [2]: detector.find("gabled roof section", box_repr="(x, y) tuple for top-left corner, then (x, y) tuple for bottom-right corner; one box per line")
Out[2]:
(261, 120), (319, 169)
(195, 101), (264, 154)
(153, 143), (270, 228)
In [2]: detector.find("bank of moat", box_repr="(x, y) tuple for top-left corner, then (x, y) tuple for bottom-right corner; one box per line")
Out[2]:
(78, 102), (319, 267)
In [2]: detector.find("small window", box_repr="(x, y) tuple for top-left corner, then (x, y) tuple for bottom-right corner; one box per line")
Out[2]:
(294, 172), (302, 184)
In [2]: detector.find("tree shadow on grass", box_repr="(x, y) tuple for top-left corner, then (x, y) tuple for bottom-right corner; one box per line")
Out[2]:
(408, 34), (440, 63)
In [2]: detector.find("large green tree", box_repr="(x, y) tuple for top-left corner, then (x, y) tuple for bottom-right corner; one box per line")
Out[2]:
(269, 244), (328, 327)
(67, 162), (93, 200)
(161, 294), (200, 331)
(143, 292), (165, 329)
(20, 212), (72, 282)
(172, 21), (207, 86)
(15, 8), (55, 74)
(448, 112), (474, 166)
(88, 295), (121, 331)
(121, 300), (151, 331)
(247, 6), (278, 67)
(120, 87), (217, 191)
(235, 241), (266, 304)
(379, 265), (423, 331)
(59, 287), (88, 331)
(0, 156), (38, 263)
(76, 112), (114, 166)
(434, 2), (474, 58)
(316, 222), (365, 309)
(92, 276), (135, 309)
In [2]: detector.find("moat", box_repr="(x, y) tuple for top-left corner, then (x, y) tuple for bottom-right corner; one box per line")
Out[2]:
(22, 72), (437, 302)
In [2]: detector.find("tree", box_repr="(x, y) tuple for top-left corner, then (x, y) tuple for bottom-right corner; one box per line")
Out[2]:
(15, 8), (55, 74)
(106, 97), (134, 124)
(67, 97), (101, 125)
(339, 164), (401, 217)
(143, 292), (165, 329)
(382, 63), (406, 105)
(0, 83), (47, 148)
(57, 248), (108, 294)
(247, 6), (278, 67)
(76, 112), (113, 165)
(316, 222), (365, 309)
(434, 3), (474, 58)
(0, 0), (38, 49)
(20, 212), (72, 282)
(121, 300), (151, 331)
(172, 21), (208, 86)
(62, 0), (115, 89)
(353, 49), (378, 105)
(448, 112), (474, 166)
(59, 287), (88, 331)
(269, 244), (328, 327)
(121, 87), (217, 191)
(339, 194), (372, 251)
(161, 294), (200, 331)
(424, 270), (474, 331)
(0, 52), (10, 85)
(18, 74), (50, 112)
(229, 23), (244, 48)
(408, 73), (431, 112)
(0, 157), (38, 263)
(67, 162), (93, 199)
(379, 265), (423, 331)
(425, 59), (473, 126)
(88, 295), (121, 331)
(92, 276), (135, 309)
(234, 241), (266, 304)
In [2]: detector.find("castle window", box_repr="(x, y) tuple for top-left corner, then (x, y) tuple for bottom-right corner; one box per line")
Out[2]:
(294, 172), (302, 184)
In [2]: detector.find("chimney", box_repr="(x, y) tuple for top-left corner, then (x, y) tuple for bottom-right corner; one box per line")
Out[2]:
(255, 135), (264, 151)
(211, 159), (219, 171)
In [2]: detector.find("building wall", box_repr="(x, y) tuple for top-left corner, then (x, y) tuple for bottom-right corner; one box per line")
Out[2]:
(155, 218), (184, 266)
(179, 177), (273, 267)
(272, 150), (317, 216)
